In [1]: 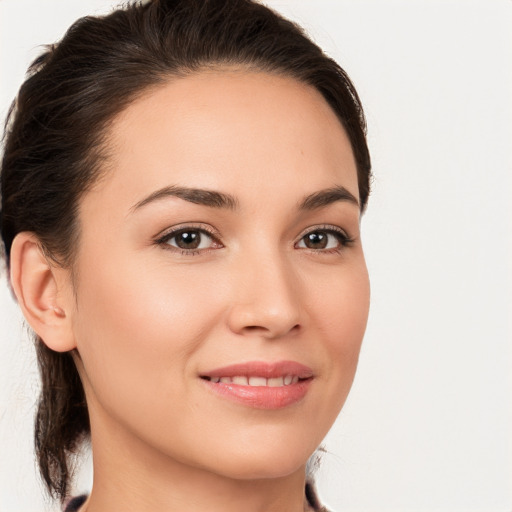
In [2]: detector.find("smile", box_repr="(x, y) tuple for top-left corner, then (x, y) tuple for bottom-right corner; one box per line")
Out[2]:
(200, 361), (314, 409)
(204, 375), (300, 386)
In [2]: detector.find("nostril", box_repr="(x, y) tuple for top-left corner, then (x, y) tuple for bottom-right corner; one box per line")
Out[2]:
(242, 323), (301, 337)
(226, 301), (302, 338)
(286, 324), (301, 334)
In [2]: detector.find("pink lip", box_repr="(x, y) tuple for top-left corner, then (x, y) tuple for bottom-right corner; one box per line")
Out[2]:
(202, 360), (314, 379)
(200, 361), (314, 410)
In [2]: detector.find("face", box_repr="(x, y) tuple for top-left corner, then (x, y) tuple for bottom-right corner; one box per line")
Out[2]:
(67, 69), (370, 481)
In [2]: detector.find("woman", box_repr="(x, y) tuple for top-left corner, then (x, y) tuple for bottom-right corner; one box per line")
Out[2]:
(0, 0), (371, 510)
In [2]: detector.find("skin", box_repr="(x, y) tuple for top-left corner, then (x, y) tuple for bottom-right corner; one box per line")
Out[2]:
(11, 69), (370, 512)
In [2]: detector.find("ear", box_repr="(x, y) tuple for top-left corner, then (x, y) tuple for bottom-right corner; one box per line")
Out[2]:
(9, 232), (76, 352)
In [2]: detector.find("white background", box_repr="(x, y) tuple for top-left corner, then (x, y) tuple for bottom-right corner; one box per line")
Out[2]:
(1, 1), (511, 511)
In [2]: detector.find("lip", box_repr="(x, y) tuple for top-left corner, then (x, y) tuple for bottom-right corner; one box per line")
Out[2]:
(202, 360), (314, 379)
(200, 360), (314, 410)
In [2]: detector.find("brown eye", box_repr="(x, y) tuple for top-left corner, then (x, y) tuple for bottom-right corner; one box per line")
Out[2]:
(163, 229), (215, 251)
(302, 232), (328, 249)
(174, 231), (201, 249)
(297, 229), (349, 251)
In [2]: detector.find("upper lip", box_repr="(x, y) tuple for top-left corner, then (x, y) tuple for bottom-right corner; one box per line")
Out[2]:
(200, 360), (314, 379)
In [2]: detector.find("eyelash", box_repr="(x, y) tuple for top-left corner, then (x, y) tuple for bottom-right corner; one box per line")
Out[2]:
(155, 224), (354, 256)
(296, 225), (355, 254)
(155, 224), (222, 256)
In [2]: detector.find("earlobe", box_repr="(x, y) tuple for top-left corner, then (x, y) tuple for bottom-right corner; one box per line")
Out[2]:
(9, 232), (76, 352)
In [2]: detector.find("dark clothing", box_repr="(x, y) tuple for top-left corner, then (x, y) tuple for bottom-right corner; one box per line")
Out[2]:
(64, 495), (87, 512)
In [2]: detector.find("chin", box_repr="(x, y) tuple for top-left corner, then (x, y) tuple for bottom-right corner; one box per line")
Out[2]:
(198, 436), (317, 481)
(216, 458), (309, 481)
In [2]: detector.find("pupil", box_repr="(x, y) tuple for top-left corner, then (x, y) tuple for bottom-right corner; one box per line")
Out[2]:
(176, 231), (200, 249)
(306, 232), (327, 249)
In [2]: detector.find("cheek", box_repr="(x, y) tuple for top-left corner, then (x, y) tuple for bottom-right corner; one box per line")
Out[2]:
(76, 251), (221, 340)
(309, 259), (370, 411)
(309, 255), (370, 346)
(70, 256), (223, 416)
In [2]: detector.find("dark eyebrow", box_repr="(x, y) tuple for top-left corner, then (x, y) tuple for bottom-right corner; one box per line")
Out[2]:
(130, 185), (239, 212)
(298, 186), (360, 210)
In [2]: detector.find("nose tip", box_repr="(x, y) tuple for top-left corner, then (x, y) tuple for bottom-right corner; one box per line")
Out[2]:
(228, 302), (302, 339)
(226, 259), (303, 339)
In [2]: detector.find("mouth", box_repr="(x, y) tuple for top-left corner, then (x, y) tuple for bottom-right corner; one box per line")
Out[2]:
(199, 361), (314, 409)
(201, 375), (303, 386)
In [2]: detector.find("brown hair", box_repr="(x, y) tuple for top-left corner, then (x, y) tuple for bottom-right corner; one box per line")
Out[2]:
(0, 0), (371, 501)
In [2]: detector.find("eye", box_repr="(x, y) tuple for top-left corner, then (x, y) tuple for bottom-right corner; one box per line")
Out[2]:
(156, 226), (222, 253)
(296, 227), (352, 251)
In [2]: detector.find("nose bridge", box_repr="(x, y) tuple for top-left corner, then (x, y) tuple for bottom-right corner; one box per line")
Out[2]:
(227, 245), (303, 338)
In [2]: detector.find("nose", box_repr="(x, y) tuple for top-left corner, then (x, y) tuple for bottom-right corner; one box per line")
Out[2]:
(226, 252), (303, 339)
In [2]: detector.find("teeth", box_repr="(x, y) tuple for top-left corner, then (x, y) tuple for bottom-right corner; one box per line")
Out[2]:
(209, 375), (301, 387)
(267, 377), (284, 387)
(248, 376), (267, 386)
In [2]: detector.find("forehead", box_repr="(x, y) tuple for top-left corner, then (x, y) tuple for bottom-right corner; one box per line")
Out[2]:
(88, 69), (358, 212)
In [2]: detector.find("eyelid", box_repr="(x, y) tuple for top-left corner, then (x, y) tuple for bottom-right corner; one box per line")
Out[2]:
(153, 222), (354, 255)
(154, 223), (223, 250)
(296, 224), (351, 241)
(295, 224), (355, 251)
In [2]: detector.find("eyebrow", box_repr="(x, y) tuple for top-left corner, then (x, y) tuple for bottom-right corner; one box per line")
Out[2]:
(130, 185), (239, 212)
(130, 184), (359, 213)
(298, 186), (359, 210)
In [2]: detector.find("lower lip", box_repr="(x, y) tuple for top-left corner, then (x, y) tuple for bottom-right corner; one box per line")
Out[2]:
(201, 378), (312, 409)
